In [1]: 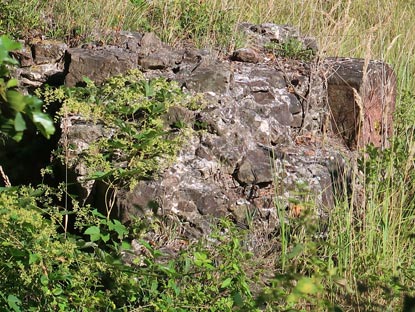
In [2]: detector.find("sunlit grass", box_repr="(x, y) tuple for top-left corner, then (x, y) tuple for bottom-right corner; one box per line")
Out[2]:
(2, 0), (415, 309)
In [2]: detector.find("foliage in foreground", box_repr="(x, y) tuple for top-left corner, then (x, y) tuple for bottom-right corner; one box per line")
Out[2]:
(0, 186), (119, 311)
(3, 81), (415, 310)
(2, 172), (415, 311)
(0, 35), (54, 142)
(0, 186), (261, 311)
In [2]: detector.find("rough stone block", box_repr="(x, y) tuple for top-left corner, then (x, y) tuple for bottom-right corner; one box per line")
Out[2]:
(231, 47), (260, 63)
(185, 61), (231, 94)
(11, 42), (34, 67)
(31, 40), (67, 65)
(64, 47), (137, 86)
(324, 57), (396, 149)
(139, 54), (169, 70)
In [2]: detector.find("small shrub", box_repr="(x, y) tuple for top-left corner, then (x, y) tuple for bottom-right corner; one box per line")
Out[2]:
(0, 186), (119, 311)
(40, 70), (201, 190)
(0, 184), (262, 311)
(123, 218), (258, 311)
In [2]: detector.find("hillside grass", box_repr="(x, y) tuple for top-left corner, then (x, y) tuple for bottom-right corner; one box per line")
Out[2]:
(1, 0), (415, 310)
(2, 0), (414, 88)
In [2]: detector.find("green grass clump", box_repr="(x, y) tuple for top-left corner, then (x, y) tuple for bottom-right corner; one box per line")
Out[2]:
(264, 38), (316, 61)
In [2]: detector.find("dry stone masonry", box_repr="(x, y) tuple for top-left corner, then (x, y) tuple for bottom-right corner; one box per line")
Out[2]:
(11, 23), (396, 236)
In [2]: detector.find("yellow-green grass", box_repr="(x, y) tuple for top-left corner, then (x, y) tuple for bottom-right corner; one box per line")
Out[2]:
(2, 0), (415, 309)
(2, 0), (414, 87)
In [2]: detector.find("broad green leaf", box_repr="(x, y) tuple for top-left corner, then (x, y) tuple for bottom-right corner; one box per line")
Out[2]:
(31, 111), (55, 139)
(12, 131), (23, 142)
(168, 279), (180, 296)
(121, 241), (132, 251)
(108, 219), (128, 239)
(40, 274), (49, 286)
(25, 95), (43, 110)
(100, 233), (110, 243)
(232, 291), (244, 307)
(92, 209), (106, 219)
(52, 287), (63, 296)
(14, 112), (26, 132)
(194, 251), (207, 261)
(7, 295), (22, 312)
(0, 35), (22, 51)
(29, 253), (41, 265)
(6, 90), (26, 112)
(0, 37), (20, 64)
(150, 280), (158, 293)
(0, 51), (19, 66)
(143, 81), (154, 97)
(160, 265), (176, 275)
(84, 226), (101, 242)
(194, 251), (214, 268)
(6, 78), (18, 88)
(84, 226), (101, 235)
(220, 277), (232, 289)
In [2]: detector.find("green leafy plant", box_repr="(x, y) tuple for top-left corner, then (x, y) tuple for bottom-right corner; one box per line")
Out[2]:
(120, 218), (258, 311)
(0, 186), (120, 311)
(0, 35), (55, 142)
(40, 70), (201, 190)
(0, 182), (261, 311)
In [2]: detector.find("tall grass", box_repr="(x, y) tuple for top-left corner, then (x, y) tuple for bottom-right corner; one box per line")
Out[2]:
(2, 0), (415, 309)
(2, 1), (414, 88)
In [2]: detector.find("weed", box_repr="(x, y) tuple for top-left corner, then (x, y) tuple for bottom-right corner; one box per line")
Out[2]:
(264, 38), (315, 61)
(0, 186), (117, 311)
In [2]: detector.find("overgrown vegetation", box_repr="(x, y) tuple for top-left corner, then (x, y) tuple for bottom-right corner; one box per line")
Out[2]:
(0, 35), (54, 142)
(1, 0), (415, 311)
(40, 70), (200, 190)
(0, 186), (259, 311)
(1, 0), (414, 88)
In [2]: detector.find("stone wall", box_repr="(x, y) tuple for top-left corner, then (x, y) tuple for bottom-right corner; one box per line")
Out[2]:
(10, 23), (396, 236)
